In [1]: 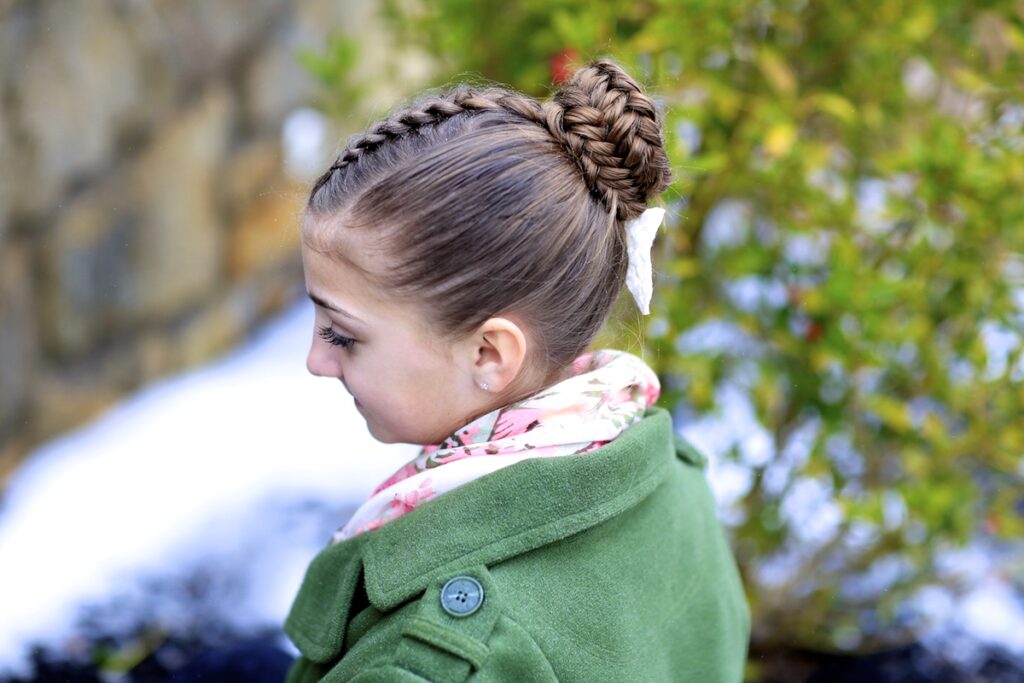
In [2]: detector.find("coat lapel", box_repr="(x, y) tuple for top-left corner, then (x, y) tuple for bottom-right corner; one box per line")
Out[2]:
(284, 534), (367, 664)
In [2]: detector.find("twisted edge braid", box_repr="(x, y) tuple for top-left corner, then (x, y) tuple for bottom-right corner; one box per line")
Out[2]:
(309, 88), (548, 199)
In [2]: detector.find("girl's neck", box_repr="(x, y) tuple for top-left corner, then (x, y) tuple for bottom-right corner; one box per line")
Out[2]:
(454, 360), (576, 436)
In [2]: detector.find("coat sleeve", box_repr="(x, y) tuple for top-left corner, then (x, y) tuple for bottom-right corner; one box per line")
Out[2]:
(342, 614), (560, 682)
(288, 567), (559, 683)
(284, 615), (558, 683)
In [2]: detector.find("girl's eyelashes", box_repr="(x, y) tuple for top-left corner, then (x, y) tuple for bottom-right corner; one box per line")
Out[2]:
(318, 325), (356, 349)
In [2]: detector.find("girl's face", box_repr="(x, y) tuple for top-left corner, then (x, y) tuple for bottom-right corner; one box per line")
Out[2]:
(301, 241), (485, 445)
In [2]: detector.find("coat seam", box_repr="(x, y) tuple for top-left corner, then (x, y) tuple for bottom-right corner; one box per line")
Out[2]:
(497, 612), (560, 681)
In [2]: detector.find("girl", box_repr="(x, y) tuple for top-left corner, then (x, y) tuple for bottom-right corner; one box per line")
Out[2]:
(286, 59), (749, 682)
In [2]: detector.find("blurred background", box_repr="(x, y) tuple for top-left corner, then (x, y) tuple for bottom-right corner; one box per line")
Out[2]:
(0, 0), (1022, 681)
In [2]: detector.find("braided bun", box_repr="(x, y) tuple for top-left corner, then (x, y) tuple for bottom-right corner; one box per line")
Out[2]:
(311, 61), (669, 221)
(546, 59), (671, 221)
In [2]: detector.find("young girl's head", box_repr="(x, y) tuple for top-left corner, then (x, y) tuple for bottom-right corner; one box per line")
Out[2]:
(302, 59), (670, 445)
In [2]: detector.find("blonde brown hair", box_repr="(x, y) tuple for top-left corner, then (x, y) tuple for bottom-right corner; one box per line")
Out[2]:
(304, 59), (670, 377)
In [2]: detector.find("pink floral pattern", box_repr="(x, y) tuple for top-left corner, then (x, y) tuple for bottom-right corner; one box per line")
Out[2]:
(332, 349), (660, 542)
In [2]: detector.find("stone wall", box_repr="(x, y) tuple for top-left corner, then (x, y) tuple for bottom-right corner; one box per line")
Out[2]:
(0, 0), (430, 478)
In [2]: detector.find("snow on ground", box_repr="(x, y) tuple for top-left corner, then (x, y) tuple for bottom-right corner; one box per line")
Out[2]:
(1, 295), (1022, 675)
(0, 297), (415, 673)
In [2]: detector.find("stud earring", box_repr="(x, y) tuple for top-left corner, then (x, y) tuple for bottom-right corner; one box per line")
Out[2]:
(479, 382), (489, 391)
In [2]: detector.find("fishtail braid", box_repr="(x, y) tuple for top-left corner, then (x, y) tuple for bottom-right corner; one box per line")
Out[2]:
(547, 59), (671, 221)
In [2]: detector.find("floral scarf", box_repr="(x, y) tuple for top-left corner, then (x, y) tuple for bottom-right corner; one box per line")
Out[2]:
(332, 349), (660, 543)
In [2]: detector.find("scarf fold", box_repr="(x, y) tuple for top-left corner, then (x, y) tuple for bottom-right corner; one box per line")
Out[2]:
(332, 349), (660, 542)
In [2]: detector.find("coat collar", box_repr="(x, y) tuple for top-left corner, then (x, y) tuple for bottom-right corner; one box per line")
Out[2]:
(286, 408), (678, 663)
(362, 408), (675, 610)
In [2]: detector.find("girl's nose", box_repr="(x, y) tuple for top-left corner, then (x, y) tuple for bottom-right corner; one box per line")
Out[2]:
(306, 340), (342, 378)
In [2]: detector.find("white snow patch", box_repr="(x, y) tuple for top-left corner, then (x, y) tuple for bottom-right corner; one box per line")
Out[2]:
(959, 579), (1024, 653)
(282, 108), (331, 180)
(915, 544), (1024, 666)
(0, 299), (414, 673)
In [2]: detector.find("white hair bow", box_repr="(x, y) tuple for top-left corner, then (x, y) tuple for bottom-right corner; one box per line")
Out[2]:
(624, 207), (666, 315)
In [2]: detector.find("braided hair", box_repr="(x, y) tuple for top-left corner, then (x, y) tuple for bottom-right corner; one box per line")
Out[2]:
(303, 59), (670, 376)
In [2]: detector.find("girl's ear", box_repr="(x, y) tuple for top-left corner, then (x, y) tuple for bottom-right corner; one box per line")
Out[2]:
(471, 317), (528, 394)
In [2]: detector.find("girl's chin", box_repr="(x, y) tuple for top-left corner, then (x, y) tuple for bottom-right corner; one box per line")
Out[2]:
(365, 422), (400, 444)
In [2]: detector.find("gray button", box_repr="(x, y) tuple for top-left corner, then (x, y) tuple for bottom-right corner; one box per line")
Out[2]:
(440, 576), (484, 617)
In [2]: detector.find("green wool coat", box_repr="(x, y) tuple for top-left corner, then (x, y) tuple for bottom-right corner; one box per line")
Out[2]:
(284, 408), (750, 682)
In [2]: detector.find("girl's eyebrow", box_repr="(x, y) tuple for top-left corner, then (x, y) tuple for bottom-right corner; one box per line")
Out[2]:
(307, 291), (365, 323)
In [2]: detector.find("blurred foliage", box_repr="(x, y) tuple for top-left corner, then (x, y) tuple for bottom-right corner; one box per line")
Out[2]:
(309, 0), (1024, 655)
(297, 33), (366, 120)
